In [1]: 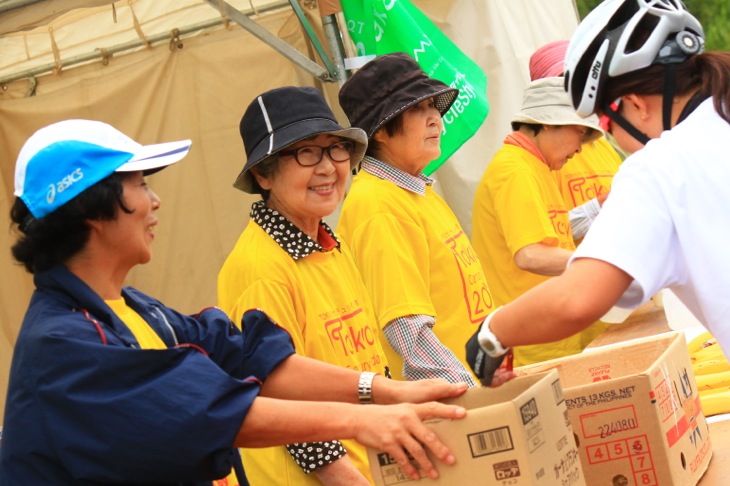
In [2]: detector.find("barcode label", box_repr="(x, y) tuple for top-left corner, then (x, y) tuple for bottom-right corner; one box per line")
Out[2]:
(468, 426), (514, 457)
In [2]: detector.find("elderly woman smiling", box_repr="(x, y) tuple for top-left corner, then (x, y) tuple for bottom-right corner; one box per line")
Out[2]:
(217, 86), (391, 486)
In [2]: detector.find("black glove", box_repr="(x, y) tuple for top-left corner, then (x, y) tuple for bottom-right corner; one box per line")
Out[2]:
(466, 329), (508, 386)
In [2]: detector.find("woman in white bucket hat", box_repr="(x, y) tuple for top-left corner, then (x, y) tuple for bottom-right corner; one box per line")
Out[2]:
(471, 76), (607, 370)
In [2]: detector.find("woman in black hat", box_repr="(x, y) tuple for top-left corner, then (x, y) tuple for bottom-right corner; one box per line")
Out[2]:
(218, 86), (394, 485)
(337, 53), (498, 388)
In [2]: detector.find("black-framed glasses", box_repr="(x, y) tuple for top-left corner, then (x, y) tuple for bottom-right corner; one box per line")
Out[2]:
(278, 140), (355, 167)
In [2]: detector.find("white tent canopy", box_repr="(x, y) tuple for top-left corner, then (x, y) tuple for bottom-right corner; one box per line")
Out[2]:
(0, 0), (579, 416)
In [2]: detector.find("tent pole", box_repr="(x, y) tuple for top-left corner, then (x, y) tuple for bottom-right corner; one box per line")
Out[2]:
(287, 0), (338, 79)
(202, 0), (333, 82)
(321, 13), (347, 85)
(0, 0), (48, 13)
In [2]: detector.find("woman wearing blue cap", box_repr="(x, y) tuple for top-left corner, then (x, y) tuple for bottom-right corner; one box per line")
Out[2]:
(0, 119), (468, 485)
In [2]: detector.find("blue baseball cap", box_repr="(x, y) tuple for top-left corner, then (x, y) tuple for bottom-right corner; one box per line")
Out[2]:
(14, 119), (191, 219)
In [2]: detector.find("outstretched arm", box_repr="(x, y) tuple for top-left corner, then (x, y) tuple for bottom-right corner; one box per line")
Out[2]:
(384, 314), (478, 386)
(246, 352), (468, 480)
(514, 243), (573, 276)
(467, 258), (631, 385)
(491, 257), (633, 346)
(235, 397), (466, 480)
(259, 353), (468, 405)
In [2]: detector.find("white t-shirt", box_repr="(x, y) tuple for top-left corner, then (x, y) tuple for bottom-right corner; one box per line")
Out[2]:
(572, 98), (730, 353)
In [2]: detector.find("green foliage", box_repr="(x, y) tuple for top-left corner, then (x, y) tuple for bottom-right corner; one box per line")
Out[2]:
(684, 0), (730, 50)
(573, 0), (601, 18)
(573, 0), (730, 50)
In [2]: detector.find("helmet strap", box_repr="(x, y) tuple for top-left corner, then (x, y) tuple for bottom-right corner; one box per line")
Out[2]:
(602, 101), (651, 146)
(662, 63), (678, 131)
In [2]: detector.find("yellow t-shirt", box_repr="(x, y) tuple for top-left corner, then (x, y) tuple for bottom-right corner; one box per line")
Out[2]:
(472, 144), (607, 366)
(218, 220), (388, 485)
(105, 298), (166, 350)
(553, 137), (622, 211)
(338, 170), (492, 381)
(553, 137), (620, 341)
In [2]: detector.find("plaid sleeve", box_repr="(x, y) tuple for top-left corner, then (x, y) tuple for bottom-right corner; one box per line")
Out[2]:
(384, 314), (478, 386)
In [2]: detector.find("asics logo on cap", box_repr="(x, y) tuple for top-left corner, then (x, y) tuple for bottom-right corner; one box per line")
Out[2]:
(46, 168), (84, 204)
(46, 184), (55, 205)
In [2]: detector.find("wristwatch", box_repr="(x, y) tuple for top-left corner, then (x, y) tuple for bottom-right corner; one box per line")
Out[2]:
(358, 371), (377, 404)
(477, 307), (509, 358)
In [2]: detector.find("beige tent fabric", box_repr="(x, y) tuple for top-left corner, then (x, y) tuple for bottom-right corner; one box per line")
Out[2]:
(318, 0), (343, 17)
(0, 7), (318, 417)
(0, 0), (116, 35)
(0, 0), (579, 417)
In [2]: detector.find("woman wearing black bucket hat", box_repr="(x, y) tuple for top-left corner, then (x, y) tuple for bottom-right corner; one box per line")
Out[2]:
(218, 86), (391, 485)
(337, 53), (502, 387)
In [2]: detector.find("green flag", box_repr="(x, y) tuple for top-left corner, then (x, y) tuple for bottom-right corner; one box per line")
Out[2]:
(341, 0), (489, 174)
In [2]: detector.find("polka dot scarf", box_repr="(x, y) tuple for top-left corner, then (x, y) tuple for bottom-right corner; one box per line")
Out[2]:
(250, 200), (340, 260)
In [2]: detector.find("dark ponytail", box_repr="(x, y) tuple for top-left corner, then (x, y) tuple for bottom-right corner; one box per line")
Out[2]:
(695, 52), (730, 124)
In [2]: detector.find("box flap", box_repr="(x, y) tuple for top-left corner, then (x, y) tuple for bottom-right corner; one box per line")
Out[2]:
(439, 371), (556, 409)
(517, 334), (682, 387)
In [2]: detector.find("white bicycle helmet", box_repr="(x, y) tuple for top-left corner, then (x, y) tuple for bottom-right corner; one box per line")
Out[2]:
(565, 0), (704, 117)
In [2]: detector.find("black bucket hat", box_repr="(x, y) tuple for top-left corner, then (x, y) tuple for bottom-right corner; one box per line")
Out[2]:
(338, 52), (459, 138)
(234, 86), (368, 194)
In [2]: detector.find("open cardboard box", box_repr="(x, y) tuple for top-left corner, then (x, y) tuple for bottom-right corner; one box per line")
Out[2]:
(517, 332), (712, 485)
(368, 370), (586, 485)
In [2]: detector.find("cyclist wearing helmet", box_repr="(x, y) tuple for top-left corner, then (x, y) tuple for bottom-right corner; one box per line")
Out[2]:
(466, 0), (730, 385)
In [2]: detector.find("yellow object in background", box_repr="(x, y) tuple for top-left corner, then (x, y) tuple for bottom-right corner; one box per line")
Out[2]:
(687, 331), (717, 355)
(688, 331), (730, 416)
(699, 390), (730, 417)
(695, 370), (730, 391)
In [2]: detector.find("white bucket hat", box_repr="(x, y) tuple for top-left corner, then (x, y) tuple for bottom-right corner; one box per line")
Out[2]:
(511, 76), (604, 143)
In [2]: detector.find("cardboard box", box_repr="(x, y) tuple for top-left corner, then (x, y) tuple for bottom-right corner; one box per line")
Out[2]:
(368, 370), (586, 485)
(517, 333), (712, 486)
